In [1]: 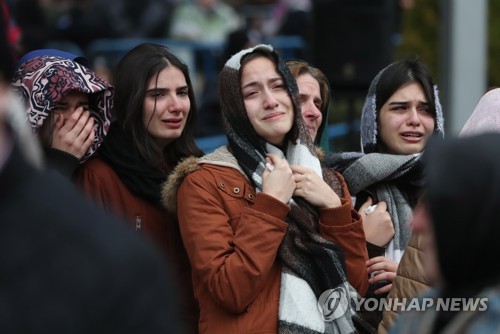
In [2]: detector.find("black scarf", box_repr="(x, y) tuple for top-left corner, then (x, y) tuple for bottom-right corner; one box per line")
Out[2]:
(99, 122), (166, 205)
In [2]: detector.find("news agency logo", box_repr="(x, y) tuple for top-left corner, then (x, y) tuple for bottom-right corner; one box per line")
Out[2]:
(317, 287), (351, 321)
(318, 287), (489, 321)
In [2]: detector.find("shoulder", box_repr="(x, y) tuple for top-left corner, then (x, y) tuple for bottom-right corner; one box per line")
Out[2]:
(183, 163), (248, 197)
(162, 146), (246, 212)
(162, 152), (247, 213)
(78, 156), (113, 173)
(324, 151), (363, 173)
(162, 156), (201, 213)
(76, 157), (119, 183)
(187, 146), (248, 188)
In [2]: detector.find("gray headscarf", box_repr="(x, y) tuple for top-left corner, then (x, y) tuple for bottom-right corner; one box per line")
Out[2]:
(327, 59), (445, 262)
(360, 61), (445, 153)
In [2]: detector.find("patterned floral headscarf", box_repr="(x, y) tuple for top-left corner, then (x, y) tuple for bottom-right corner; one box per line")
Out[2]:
(12, 55), (113, 162)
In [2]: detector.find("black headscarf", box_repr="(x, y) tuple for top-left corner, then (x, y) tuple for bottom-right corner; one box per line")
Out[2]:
(99, 122), (167, 205)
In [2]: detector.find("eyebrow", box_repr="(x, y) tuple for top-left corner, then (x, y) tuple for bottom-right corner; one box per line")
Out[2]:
(388, 100), (429, 105)
(241, 77), (282, 90)
(147, 87), (167, 94)
(146, 85), (189, 94)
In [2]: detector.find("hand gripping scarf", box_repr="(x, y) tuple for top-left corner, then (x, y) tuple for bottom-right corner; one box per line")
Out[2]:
(327, 151), (422, 262)
(220, 44), (371, 333)
(11, 55), (113, 162)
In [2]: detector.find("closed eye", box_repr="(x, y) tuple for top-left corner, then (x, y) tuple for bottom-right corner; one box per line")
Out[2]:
(242, 88), (259, 99)
(177, 88), (189, 97)
(390, 103), (408, 111)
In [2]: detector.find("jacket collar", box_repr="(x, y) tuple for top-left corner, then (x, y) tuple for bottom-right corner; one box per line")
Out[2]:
(162, 146), (245, 214)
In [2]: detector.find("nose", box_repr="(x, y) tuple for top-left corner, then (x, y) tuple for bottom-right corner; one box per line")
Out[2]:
(168, 95), (183, 113)
(407, 107), (422, 126)
(263, 90), (279, 109)
(302, 101), (322, 120)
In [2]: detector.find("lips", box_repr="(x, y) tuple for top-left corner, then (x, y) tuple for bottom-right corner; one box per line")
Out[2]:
(162, 118), (183, 128)
(402, 131), (423, 137)
(162, 118), (182, 124)
(401, 131), (424, 142)
(263, 112), (284, 121)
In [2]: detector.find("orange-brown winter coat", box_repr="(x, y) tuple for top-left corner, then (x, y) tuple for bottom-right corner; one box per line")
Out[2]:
(162, 148), (369, 333)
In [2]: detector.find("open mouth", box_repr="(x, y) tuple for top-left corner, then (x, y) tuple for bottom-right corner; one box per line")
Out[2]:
(401, 132), (423, 138)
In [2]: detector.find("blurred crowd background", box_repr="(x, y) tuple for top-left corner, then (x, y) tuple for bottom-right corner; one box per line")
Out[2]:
(3, 0), (500, 152)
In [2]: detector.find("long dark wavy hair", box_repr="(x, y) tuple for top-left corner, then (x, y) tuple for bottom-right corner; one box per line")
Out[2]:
(112, 43), (203, 167)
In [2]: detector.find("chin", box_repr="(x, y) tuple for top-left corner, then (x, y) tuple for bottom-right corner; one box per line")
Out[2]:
(395, 144), (424, 155)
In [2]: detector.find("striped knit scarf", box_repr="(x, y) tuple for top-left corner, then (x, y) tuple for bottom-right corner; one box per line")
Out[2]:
(220, 44), (369, 333)
(327, 152), (422, 262)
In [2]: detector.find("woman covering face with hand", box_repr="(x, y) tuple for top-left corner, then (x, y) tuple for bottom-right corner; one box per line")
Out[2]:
(12, 50), (113, 178)
(163, 45), (374, 333)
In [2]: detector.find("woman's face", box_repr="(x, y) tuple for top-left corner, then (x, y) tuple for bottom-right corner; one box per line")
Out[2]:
(143, 65), (190, 149)
(296, 73), (323, 141)
(241, 56), (294, 146)
(52, 90), (89, 121)
(39, 90), (89, 143)
(378, 82), (435, 155)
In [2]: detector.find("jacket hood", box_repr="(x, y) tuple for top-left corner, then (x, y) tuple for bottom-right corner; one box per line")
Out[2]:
(12, 55), (114, 162)
(162, 146), (243, 214)
(162, 156), (201, 214)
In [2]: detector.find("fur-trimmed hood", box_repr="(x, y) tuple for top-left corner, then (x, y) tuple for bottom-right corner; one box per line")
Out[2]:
(161, 146), (244, 214)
